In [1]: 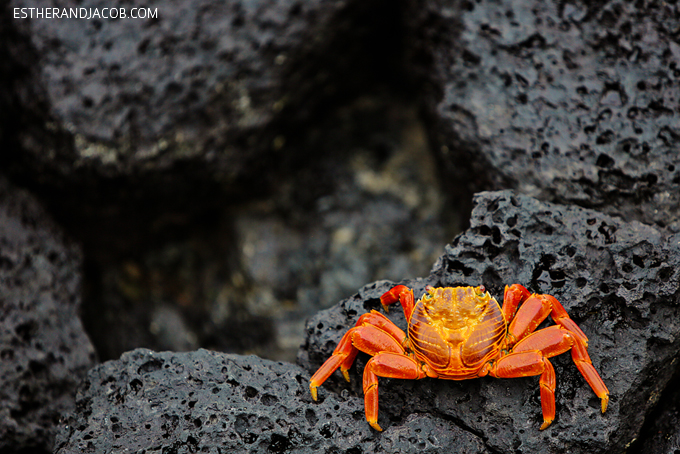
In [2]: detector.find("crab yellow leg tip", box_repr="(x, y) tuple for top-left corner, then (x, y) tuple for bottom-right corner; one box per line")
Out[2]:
(310, 385), (318, 401)
(602, 396), (609, 413)
(341, 368), (350, 383)
(540, 419), (553, 431)
(369, 421), (383, 432)
(381, 304), (389, 313)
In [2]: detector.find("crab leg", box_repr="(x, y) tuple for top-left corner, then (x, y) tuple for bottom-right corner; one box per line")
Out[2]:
(569, 334), (610, 413)
(363, 352), (426, 431)
(309, 311), (407, 400)
(506, 293), (588, 349)
(513, 317), (609, 414)
(490, 352), (559, 429)
(502, 284), (532, 323)
(380, 285), (415, 320)
(492, 325), (608, 429)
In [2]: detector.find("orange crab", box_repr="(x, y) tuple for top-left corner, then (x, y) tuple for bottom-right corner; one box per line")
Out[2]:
(310, 284), (609, 431)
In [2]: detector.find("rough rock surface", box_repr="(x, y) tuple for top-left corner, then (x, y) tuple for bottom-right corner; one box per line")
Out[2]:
(417, 0), (680, 231)
(6, 0), (345, 180)
(0, 176), (96, 452)
(55, 348), (490, 453)
(632, 358), (680, 453)
(300, 190), (680, 453)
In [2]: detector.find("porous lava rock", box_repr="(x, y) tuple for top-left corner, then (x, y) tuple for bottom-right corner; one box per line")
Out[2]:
(5, 0), (344, 180)
(0, 176), (96, 452)
(54, 348), (490, 453)
(416, 0), (680, 230)
(2, 0), (393, 261)
(300, 190), (680, 453)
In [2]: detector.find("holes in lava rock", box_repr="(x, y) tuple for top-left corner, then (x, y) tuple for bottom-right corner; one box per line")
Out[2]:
(231, 14), (245, 28)
(320, 422), (337, 438)
(137, 358), (164, 374)
(129, 378), (143, 393)
(289, 2), (302, 17)
(658, 267), (673, 281)
(632, 255), (645, 268)
(462, 49), (481, 66)
(234, 414), (250, 435)
(626, 106), (641, 119)
(549, 270), (566, 288)
(597, 222), (617, 244)
(244, 386), (259, 399)
(305, 409), (318, 426)
(622, 281), (637, 290)
(15, 320), (38, 343)
(596, 130), (615, 145)
(269, 434), (292, 453)
(446, 259), (475, 277)
(261, 394), (279, 406)
(0, 255), (12, 271)
(595, 153), (615, 168)
(506, 215), (517, 227)
(642, 173), (658, 186)
(575, 277), (587, 288)
(491, 226), (502, 244)
(243, 433), (258, 444)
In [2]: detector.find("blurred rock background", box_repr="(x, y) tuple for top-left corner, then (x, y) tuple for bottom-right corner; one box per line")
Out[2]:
(1, 0), (458, 367)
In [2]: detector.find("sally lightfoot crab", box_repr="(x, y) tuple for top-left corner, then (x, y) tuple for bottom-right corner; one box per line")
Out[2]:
(309, 284), (609, 431)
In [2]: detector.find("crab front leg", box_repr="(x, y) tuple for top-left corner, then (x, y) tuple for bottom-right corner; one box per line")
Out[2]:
(504, 286), (589, 348)
(309, 311), (407, 400)
(363, 352), (427, 431)
(503, 289), (609, 410)
(490, 326), (575, 429)
(491, 325), (608, 429)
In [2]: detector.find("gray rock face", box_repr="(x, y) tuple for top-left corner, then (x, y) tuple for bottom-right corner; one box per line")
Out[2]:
(299, 190), (680, 453)
(7, 0), (342, 179)
(0, 176), (96, 452)
(418, 0), (680, 230)
(54, 348), (490, 453)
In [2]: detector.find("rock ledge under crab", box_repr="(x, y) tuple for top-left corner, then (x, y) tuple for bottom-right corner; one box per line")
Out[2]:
(310, 284), (609, 431)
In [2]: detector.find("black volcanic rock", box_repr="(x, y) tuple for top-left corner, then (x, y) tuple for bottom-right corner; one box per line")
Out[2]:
(299, 190), (680, 453)
(54, 348), (490, 453)
(5, 0), (343, 180)
(0, 176), (96, 452)
(416, 0), (680, 230)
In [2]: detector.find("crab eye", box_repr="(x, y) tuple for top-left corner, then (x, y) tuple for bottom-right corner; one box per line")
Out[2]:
(476, 285), (486, 296)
